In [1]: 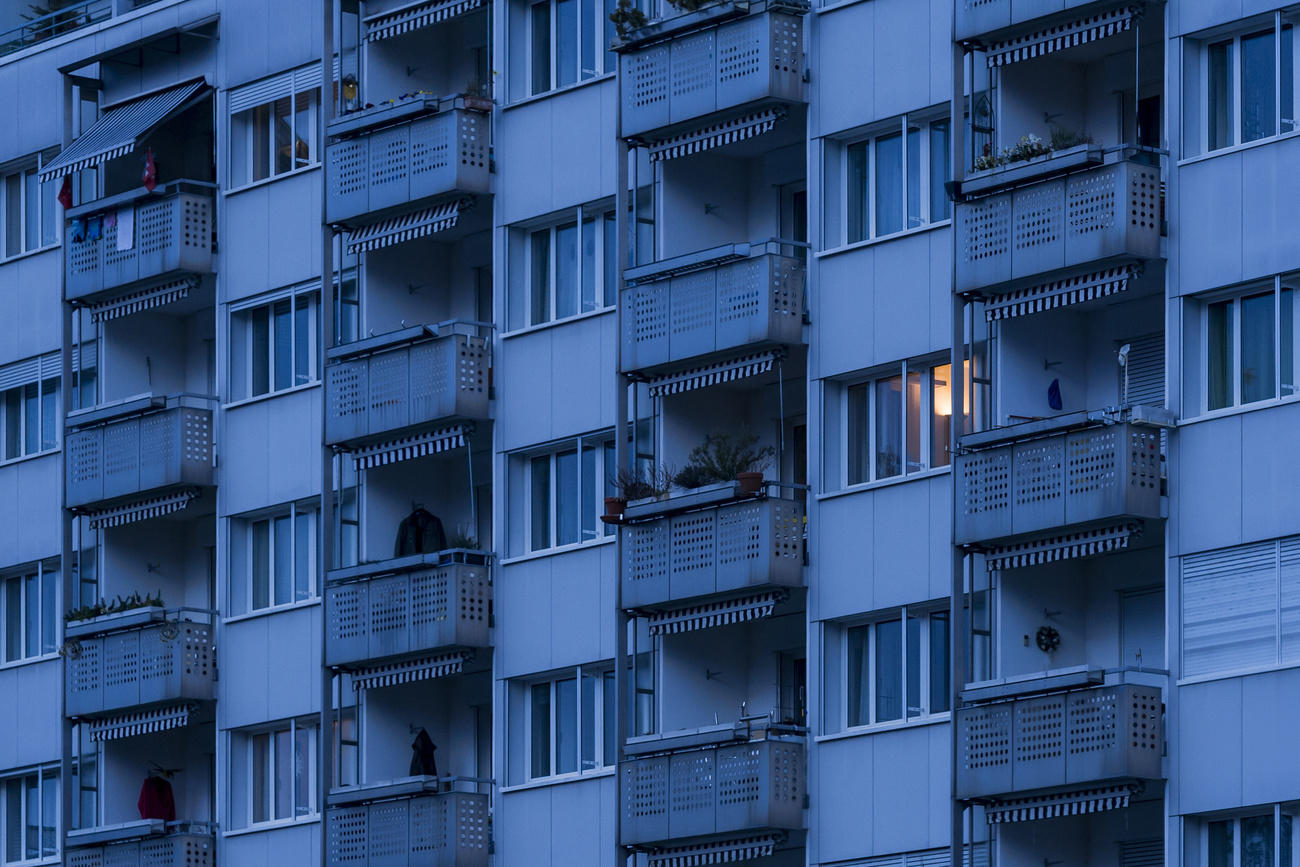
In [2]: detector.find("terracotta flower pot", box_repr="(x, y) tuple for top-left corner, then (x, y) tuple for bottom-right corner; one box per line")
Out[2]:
(601, 497), (627, 524)
(736, 472), (763, 495)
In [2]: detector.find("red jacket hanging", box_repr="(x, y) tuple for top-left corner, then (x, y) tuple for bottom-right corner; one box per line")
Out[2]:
(138, 775), (176, 821)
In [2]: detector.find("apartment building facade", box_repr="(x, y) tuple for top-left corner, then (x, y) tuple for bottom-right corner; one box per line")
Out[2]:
(0, 0), (1294, 865)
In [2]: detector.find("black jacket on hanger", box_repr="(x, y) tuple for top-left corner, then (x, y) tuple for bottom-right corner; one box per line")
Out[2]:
(395, 508), (447, 557)
(410, 728), (438, 777)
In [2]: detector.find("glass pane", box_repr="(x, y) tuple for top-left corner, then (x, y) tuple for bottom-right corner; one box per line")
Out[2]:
(556, 448), (579, 546)
(846, 383), (870, 485)
(875, 620), (903, 721)
(581, 217), (597, 313)
(41, 775), (56, 856)
(4, 579), (19, 661)
(41, 568), (55, 655)
(603, 216), (617, 307)
(602, 671), (616, 767)
(274, 728), (292, 819)
(252, 733), (270, 823)
(604, 0), (617, 73)
(875, 375), (903, 479)
(5, 778), (19, 860)
(603, 441), (616, 538)
(1283, 286), (1296, 396)
(531, 1), (552, 94)
(273, 96), (293, 176)
(930, 611), (950, 713)
(4, 389), (19, 460)
(556, 677), (578, 774)
(556, 222), (579, 319)
(1208, 41), (1234, 150)
(531, 457), (551, 551)
(40, 379), (56, 451)
(294, 510), (311, 601)
(231, 109), (252, 185)
(273, 300), (293, 391)
(1283, 813), (1294, 867)
(251, 307), (270, 396)
(930, 121), (951, 222)
(252, 520), (270, 610)
(294, 727), (312, 816)
(530, 682), (551, 778)
(846, 625), (870, 726)
(906, 613), (922, 717)
(1208, 299), (1234, 410)
(581, 444), (597, 541)
(40, 178), (57, 247)
(1242, 29), (1277, 143)
(905, 370), (922, 473)
(273, 515), (291, 605)
(23, 776), (36, 859)
(23, 383), (37, 454)
(581, 671), (597, 769)
(846, 142), (867, 243)
(1285, 25), (1296, 132)
(1242, 813), (1275, 867)
(6, 174), (21, 257)
(1241, 291), (1276, 403)
(24, 574), (37, 659)
(581, 0), (596, 78)
(875, 132), (904, 236)
(293, 91), (315, 169)
(906, 126), (921, 229)
(557, 0), (578, 87)
(931, 364), (952, 468)
(530, 230), (550, 325)
(295, 298), (310, 386)
(24, 170), (38, 253)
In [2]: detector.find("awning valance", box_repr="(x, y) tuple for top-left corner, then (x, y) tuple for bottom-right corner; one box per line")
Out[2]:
(985, 265), (1136, 322)
(82, 489), (199, 530)
(646, 590), (788, 636)
(345, 199), (467, 254)
(353, 424), (468, 469)
(351, 650), (471, 690)
(646, 350), (781, 398)
(646, 833), (782, 866)
(364, 0), (484, 41)
(985, 5), (1140, 68)
(984, 522), (1139, 571)
(985, 784), (1138, 823)
(40, 79), (209, 181)
(87, 703), (195, 741)
(646, 108), (785, 162)
(88, 276), (199, 323)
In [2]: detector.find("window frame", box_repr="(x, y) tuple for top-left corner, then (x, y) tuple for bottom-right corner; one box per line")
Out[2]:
(241, 718), (318, 829)
(0, 155), (61, 261)
(841, 112), (952, 246)
(519, 207), (619, 329)
(1, 561), (59, 667)
(0, 767), (58, 865)
(230, 501), (320, 617)
(228, 285), (321, 403)
(525, 0), (619, 97)
(521, 432), (616, 554)
(839, 356), (953, 488)
(1194, 274), (1298, 416)
(1199, 803), (1299, 867)
(839, 604), (950, 732)
(227, 72), (322, 191)
(521, 663), (616, 783)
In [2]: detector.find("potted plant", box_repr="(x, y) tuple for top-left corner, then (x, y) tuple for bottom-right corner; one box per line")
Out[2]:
(605, 464), (675, 521)
(463, 79), (494, 113)
(608, 0), (648, 41)
(675, 431), (775, 495)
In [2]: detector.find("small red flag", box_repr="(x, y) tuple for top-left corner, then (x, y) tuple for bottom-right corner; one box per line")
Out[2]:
(57, 176), (72, 210)
(142, 148), (157, 192)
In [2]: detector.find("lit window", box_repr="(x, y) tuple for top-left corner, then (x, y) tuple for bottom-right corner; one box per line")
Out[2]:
(842, 358), (952, 486)
(229, 288), (319, 401)
(518, 434), (616, 554)
(229, 503), (318, 616)
(228, 67), (321, 188)
(844, 113), (951, 244)
(841, 607), (949, 728)
(0, 769), (57, 864)
(1, 562), (58, 664)
(522, 665), (615, 782)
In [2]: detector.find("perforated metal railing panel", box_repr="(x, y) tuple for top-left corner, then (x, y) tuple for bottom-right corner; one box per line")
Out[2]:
(957, 702), (1012, 799)
(66, 623), (214, 716)
(1011, 437), (1065, 535)
(325, 794), (489, 867)
(669, 30), (717, 123)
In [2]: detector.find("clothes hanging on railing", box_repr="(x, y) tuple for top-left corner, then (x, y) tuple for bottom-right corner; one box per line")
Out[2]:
(395, 507), (446, 556)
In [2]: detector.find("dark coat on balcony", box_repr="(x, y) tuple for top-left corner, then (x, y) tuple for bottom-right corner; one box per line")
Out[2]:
(395, 507), (446, 557)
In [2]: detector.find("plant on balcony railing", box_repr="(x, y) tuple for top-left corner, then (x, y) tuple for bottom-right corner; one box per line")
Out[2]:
(609, 0), (648, 39)
(675, 430), (774, 494)
(65, 591), (165, 624)
(972, 120), (1095, 172)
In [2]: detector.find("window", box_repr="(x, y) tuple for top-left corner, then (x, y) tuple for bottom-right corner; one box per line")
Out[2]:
(520, 434), (616, 553)
(228, 66), (322, 188)
(1188, 15), (1299, 155)
(1, 562), (58, 665)
(233, 719), (318, 828)
(229, 503), (318, 616)
(1201, 805), (1298, 867)
(1, 378), (57, 462)
(844, 114), (950, 244)
(1, 160), (59, 259)
(1194, 276), (1297, 413)
(843, 358), (952, 486)
(840, 607), (949, 728)
(526, 0), (618, 96)
(516, 210), (617, 328)
(229, 288), (319, 401)
(524, 665), (616, 781)
(334, 236), (359, 346)
(1, 769), (56, 864)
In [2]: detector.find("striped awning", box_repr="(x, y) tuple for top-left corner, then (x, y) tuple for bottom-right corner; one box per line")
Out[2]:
(353, 424), (467, 469)
(40, 79), (209, 181)
(88, 275), (199, 323)
(84, 489), (199, 530)
(986, 6), (1140, 68)
(87, 703), (195, 742)
(646, 108), (785, 162)
(985, 265), (1137, 321)
(646, 350), (780, 397)
(345, 199), (467, 254)
(985, 784), (1138, 823)
(352, 650), (471, 690)
(364, 0), (484, 41)
(646, 590), (788, 636)
(984, 522), (1139, 571)
(646, 833), (782, 866)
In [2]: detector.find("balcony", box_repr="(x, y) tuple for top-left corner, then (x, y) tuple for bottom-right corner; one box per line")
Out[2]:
(65, 395), (214, 511)
(954, 414), (1163, 547)
(325, 324), (491, 449)
(620, 734), (804, 848)
(325, 102), (490, 227)
(618, 2), (806, 141)
(955, 159), (1160, 295)
(621, 489), (804, 610)
(65, 617), (215, 719)
(621, 241), (805, 377)
(325, 779), (490, 867)
(956, 0), (1125, 43)
(65, 821), (214, 867)
(956, 683), (1163, 801)
(325, 552), (491, 669)
(65, 181), (214, 304)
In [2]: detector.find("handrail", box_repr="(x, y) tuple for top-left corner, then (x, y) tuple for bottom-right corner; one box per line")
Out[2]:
(67, 392), (219, 430)
(327, 319), (494, 361)
(0, 0), (112, 59)
(66, 179), (217, 220)
(624, 237), (807, 286)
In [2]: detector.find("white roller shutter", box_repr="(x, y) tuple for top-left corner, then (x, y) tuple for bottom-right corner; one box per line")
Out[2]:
(1182, 541), (1279, 677)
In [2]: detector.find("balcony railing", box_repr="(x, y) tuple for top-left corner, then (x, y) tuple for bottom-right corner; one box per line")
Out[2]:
(620, 736), (805, 847)
(956, 0), (1109, 43)
(618, 4), (806, 140)
(325, 553), (491, 668)
(621, 241), (805, 376)
(65, 181), (215, 303)
(956, 683), (1163, 800)
(954, 416), (1162, 547)
(66, 821), (214, 867)
(621, 491), (804, 609)
(325, 323), (491, 447)
(955, 159), (1160, 294)
(325, 104), (490, 226)
(65, 395), (214, 510)
(0, 0), (112, 59)
(325, 779), (490, 867)
(65, 618), (215, 718)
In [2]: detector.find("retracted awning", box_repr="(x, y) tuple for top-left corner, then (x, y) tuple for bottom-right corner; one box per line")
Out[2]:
(82, 489), (199, 530)
(983, 522), (1139, 571)
(353, 424), (468, 469)
(344, 199), (467, 254)
(646, 108), (786, 162)
(364, 0), (484, 41)
(645, 833), (782, 866)
(985, 784), (1139, 823)
(985, 5), (1140, 68)
(984, 265), (1137, 322)
(88, 276), (199, 323)
(646, 590), (788, 636)
(351, 650), (471, 690)
(40, 79), (209, 182)
(87, 703), (195, 742)
(646, 350), (781, 398)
